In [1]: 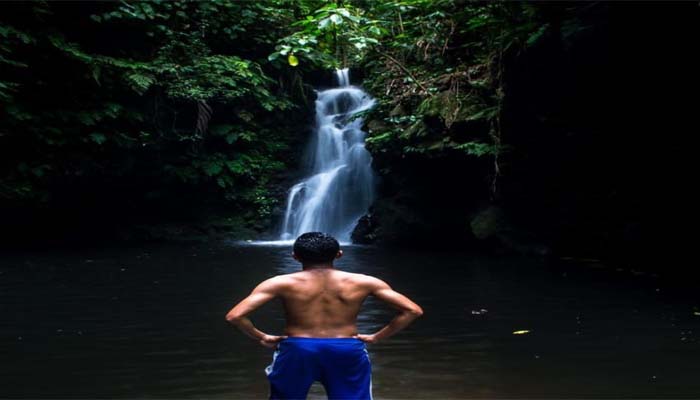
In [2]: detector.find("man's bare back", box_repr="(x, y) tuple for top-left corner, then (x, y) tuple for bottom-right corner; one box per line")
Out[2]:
(277, 268), (420, 338)
(278, 269), (369, 337)
(225, 234), (423, 347)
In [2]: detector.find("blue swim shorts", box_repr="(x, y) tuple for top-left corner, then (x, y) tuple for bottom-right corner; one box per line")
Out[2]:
(265, 337), (372, 400)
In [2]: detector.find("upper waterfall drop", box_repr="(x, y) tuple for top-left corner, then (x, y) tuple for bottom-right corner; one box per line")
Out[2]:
(279, 68), (376, 242)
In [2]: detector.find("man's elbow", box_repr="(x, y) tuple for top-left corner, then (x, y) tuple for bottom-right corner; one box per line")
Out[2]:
(408, 306), (424, 318)
(225, 312), (244, 324)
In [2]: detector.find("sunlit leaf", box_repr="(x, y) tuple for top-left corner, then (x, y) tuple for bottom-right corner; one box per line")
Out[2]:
(288, 54), (299, 66)
(330, 14), (342, 25)
(318, 17), (331, 30)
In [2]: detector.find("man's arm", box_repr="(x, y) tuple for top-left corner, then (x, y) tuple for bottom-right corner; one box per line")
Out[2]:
(354, 276), (423, 344)
(225, 276), (288, 348)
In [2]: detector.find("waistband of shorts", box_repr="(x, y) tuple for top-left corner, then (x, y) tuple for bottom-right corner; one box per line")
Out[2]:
(283, 336), (362, 343)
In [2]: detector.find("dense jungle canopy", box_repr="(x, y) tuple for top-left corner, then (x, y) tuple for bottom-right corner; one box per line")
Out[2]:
(1, 1), (696, 273)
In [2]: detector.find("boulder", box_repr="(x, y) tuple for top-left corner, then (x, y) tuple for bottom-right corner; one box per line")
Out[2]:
(351, 213), (378, 244)
(470, 205), (551, 256)
(470, 206), (507, 240)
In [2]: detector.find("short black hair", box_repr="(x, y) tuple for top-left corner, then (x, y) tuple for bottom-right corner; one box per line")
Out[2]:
(293, 232), (340, 264)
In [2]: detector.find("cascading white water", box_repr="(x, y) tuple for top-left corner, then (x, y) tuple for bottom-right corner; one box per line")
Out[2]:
(280, 68), (376, 242)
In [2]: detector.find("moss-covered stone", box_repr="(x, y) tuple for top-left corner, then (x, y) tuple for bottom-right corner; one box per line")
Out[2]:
(470, 206), (507, 240)
(366, 118), (390, 135)
(389, 104), (406, 117)
(400, 120), (429, 140)
(416, 91), (493, 131)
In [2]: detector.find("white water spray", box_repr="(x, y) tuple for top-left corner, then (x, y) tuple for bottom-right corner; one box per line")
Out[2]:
(279, 68), (376, 242)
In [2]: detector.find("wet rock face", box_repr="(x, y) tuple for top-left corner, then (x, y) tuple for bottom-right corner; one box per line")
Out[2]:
(350, 213), (378, 244)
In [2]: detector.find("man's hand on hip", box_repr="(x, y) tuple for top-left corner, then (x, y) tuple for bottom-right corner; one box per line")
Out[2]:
(260, 334), (288, 348)
(353, 333), (378, 344)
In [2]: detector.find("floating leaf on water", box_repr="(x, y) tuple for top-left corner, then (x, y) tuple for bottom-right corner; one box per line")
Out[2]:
(512, 330), (531, 335)
(288, 54), (298, 67)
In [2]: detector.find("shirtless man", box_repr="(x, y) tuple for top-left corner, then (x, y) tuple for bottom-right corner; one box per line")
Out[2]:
(225, 232), (423, 400)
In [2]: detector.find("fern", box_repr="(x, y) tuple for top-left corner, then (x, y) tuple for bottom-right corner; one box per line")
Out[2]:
(124, 72), (155, 95)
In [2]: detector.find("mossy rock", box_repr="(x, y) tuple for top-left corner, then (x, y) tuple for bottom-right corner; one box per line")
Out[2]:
(366, 118), (390, 134)
(470, 206), (507, 240)
(389, 104), (406, 117)
(400, 120), (429, 140)
(417, 91), (493, 128)
(417, 91), (455, 119)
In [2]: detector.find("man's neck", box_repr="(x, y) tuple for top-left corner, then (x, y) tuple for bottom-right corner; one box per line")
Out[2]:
(302, 263), (334, 271)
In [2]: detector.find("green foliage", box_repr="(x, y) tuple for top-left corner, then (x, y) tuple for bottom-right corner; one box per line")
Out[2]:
(269, 2), (385, 69)
(124, 73), (156, 95)
(0, 24), (34, 100)
(0, 0), (310, 229)
(271, 1), (535, 164)
(346, 2), (580, 164)
(454, 142), (499, 157)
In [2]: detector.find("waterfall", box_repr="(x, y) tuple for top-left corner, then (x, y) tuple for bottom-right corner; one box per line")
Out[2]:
(279, 68), (376, 242)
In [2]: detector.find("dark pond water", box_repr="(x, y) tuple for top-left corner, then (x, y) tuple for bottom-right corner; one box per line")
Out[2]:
(1, 241), (699, 398)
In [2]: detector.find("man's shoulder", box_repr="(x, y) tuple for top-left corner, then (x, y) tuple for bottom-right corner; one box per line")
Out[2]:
(337, 271), (384, 285)
(266, 272), (302, 283)
(258, 273), (299, 288)
(264, 270), (384, 287)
